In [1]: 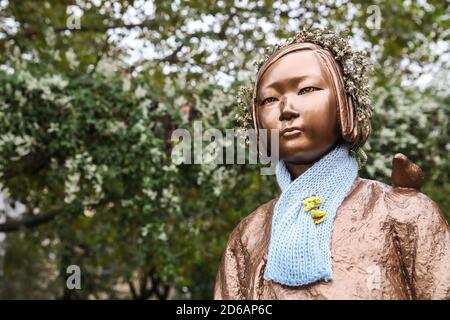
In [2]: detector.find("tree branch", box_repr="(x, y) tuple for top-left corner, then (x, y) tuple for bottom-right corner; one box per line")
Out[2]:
(0, 210), (59, 233)
(128, 280), (138, 300)
(0, 198), (109, 233)
(2, 152), (50, 181)
(1, 21), (159, 44)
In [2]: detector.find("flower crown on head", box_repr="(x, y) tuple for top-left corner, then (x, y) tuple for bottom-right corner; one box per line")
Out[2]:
(236, 28), (374, 167)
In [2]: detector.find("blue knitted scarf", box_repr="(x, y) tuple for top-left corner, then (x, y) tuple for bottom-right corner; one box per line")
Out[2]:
(264, 143), (359, 286)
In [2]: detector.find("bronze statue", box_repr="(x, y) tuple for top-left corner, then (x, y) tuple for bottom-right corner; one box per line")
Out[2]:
(214, 29), (450, 299)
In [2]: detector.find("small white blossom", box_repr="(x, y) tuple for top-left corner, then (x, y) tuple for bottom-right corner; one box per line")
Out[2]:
(65, 48), (80, 70)
(134, 85), (147, 99)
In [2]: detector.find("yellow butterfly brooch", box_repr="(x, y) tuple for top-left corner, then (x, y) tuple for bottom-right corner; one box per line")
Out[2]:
(302, 196), (326, 224)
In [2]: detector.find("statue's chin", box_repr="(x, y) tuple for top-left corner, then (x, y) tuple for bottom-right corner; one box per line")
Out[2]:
(280, 142), (339, 164)
(281, 153), (320, 165)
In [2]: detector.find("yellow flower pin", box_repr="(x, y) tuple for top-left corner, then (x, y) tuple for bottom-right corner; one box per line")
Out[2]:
(302, 196), (326, 224)
(302, 196), (323, 212)
(311, 209), (326, 224)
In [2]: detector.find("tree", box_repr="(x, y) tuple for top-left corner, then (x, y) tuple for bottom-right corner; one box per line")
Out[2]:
(0, 0), (448, 299)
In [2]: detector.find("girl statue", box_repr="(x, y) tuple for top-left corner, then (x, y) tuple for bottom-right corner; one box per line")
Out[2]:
(214, 29), (449, 300)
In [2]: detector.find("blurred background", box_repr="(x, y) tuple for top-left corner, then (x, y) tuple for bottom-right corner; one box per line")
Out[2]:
(0, 0), (448, 299)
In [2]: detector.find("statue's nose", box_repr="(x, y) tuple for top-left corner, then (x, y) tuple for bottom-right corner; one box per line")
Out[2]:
(279, 95), (299, 121)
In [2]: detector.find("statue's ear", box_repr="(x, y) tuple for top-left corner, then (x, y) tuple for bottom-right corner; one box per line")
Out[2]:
(391, 153), (424, 190)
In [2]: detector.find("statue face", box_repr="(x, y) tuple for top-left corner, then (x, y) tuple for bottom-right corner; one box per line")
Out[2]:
(256, 50), (340, 164)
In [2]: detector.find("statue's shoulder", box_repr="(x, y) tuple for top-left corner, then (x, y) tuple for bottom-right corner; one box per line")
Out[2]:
(356, 152), (425, 192)
(357, 177), (442, 215)
(355, 153), (446, 225)
(225, 197), (278, 252)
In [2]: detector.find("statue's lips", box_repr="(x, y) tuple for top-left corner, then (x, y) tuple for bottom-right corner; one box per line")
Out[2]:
(280, 127), (303, 138)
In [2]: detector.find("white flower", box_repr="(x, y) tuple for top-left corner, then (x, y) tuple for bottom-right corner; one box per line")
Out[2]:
(134, 85), (147, 99)
(83, 207), (96, 217)
(143, 188), (157, 200)
(158, 231), (168, 242)
(52, 49), (61, 61)
(141, 224), (151, 237)
(64, 184), (79, 203)
(41, 238), (51, 247)
(63, 152), (103, 204)
(14, 90), (27, 107)
(44, 28), (56, 47)
(48, 122), (60, 133)
(122, 77), (131, 92)
(65, 48), (80, 70)
(106, 120), (127, 134)
(95, 58), (119, 78)
(42, 74), (68, 90)
(138, 99), (151, 118)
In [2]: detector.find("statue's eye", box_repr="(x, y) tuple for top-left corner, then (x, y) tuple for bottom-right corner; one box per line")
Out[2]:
(298, 87), (321, 95)
(261, 97), (278, 105)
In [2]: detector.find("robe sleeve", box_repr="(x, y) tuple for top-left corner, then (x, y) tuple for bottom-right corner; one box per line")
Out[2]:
(412, 195), (450, 299)
(390, 153), (450, 299)
(214, 223), (248, 300)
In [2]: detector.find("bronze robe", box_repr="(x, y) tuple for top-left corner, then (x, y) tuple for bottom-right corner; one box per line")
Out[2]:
(214, 176), (450, 300)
